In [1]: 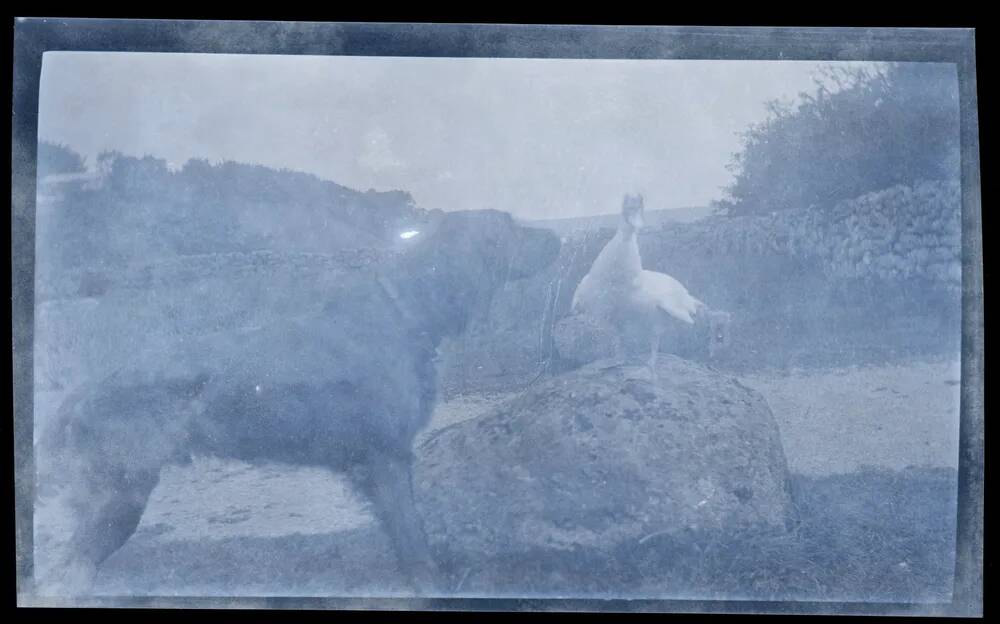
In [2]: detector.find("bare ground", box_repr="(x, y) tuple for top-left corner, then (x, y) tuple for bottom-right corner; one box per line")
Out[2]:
(739, 357), (960, 476)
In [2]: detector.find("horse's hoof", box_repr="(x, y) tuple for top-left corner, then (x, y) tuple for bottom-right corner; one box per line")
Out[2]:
(38, 557), (97, 598)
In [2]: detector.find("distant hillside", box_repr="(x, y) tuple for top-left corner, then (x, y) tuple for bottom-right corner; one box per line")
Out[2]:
(529, 205), (715, 236)
(35, 143), (431, 286)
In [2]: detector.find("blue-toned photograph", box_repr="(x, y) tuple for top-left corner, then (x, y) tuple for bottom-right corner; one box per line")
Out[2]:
(21, 34), (974, 610)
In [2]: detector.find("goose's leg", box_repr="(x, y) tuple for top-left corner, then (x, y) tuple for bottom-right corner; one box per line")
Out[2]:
(598, 318), (626, 369)
(648, 330), (661, 382)
(612, 333), (626, 367)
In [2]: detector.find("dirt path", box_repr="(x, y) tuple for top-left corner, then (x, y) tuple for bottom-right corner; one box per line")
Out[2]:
(740, 357), (960, 476)
(133, 391), (518, 543)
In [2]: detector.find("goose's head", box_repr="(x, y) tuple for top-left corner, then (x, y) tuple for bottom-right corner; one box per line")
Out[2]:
(622, 193), (645, 230)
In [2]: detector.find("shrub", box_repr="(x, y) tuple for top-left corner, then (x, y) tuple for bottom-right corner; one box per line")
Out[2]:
(719, 63), (960, 217)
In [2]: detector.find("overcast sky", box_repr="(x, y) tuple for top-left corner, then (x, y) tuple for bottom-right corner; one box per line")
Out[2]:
(39, 53), (876, 220)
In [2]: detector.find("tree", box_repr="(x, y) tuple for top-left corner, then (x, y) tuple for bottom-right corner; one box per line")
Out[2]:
(718, 63), (961, 216)
(37, 141), (86, 178)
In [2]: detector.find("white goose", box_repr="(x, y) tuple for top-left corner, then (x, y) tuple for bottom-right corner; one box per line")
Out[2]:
(571, 193), (705, 377)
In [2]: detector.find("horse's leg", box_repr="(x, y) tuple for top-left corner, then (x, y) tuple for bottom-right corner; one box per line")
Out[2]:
(57, 466), (160, 595)
(352, 448), (439, 595)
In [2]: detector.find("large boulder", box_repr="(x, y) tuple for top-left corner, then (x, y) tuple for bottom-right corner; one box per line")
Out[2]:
(414, 355), (793, 561)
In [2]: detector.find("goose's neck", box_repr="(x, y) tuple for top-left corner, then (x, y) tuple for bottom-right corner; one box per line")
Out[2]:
(592, 223), (642, 277)
(618, 223), (638, 241)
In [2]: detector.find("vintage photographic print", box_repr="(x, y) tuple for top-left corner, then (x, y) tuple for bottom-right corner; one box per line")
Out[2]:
(12, 21), (982, 614)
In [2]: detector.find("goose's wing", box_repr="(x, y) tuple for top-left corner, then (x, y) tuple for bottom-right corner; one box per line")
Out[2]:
(635, 270), (705, 324)
(571, 271), (593, 312)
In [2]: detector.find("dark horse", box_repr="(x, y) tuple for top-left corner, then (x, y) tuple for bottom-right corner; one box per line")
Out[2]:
(38, 209), (560, 595)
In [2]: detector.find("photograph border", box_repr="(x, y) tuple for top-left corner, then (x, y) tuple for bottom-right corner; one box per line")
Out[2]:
(11, 19), (984, 615)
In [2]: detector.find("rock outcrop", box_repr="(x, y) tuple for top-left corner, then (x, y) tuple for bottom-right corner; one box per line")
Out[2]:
(414, 356), (794, 560)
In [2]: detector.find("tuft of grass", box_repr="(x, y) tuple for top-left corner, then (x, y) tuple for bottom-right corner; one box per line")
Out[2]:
(439, 466), (958, 602)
